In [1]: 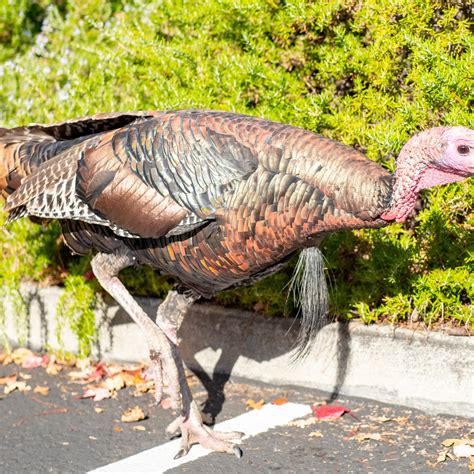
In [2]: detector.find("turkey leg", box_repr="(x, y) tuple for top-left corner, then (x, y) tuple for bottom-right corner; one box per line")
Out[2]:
(155, 289), (243, 458)
(91, 251), (179, 405)
(91, 252), (242, 458)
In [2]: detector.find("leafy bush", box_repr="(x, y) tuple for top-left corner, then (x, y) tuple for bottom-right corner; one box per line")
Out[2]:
(0, 0), (472, 347)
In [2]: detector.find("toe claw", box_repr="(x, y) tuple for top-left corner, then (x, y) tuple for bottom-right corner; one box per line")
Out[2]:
(174, 448), (188, 460)
(233, 447), (243, 459)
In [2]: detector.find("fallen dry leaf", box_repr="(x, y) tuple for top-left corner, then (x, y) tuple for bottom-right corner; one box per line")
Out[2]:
(312, 404), (354, 420)
(19, 372), (32, 380)
(104, 375), (125, 391)
(119, 371), (143, 388)
(75, 358), (91, 371)
(373, 416), (409, 425)
(436, 447), (455, 463)
(46, 361), (63, 376)
(70, 363), (107, 383)
(246, 399), (265, 410)
(94, 407), (104, 414)
(441, 438), (474, 448)
(288, 417), (318, 428)
(33, 385), (49, 396)
(4, 381), (31, 394)
(11, 348), (33, 365)
(0, 374), (17, 385)
(452, 443), (474, 458)
(133, 381), (154, 397)
(22, 353), (48, 369)
(1, 353), (13, 365)
(309, 430), (324, 438)
(271, 397), (288, 406)
(132, 426), (146, 431)
(436, 448), (449, 463)
(113, 426), (123, 433)
(81, 387), (111, 402)
(353, 432), (382, 442)
(121, 406), (145, 423)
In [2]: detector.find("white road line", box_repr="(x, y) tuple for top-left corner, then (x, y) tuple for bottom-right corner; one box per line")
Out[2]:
(89, 402), (312, 473)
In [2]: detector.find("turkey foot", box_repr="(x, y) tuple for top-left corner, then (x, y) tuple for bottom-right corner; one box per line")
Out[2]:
(167, 400), (244, 458)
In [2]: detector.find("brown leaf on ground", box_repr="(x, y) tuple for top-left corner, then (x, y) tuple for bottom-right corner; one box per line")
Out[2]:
(442, 438), (474, 447)
(22, 353), (49, 369)
(118, 371), (143, 388)
(132, 426), (146, 431)
(0, 374), (17, 385)
(246, 399), (265, 410)
(436, 448), (449, 463)
(1, 353), (13, 365)
(45, 357), (63, 376)
(69, 363), (107, 384)
(75, 358), (91, 371)
(309, 430), (324, 438)
(373, 416), (410, 425)
(436, 447), (455, 463)
(104, 375), (125, 391)
(121, 406), (145, 423)
(4, 381), (31, 394)
(133, 381), (154, 397)
(81, 387), (111, 402)
(113, 426), (123, 433)
(11, 348), (33, 365)
(19, 372), (32, 380)
(33, 385), (49, 396)
(353, 432), (383, 442)
(288, 417), (318, 428)
(271, 397), (288, 406)
(94, 407), (104, 414)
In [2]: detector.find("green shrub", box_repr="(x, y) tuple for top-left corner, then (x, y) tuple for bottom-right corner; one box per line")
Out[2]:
(0, 0), (472, 341)
(56, 275), (97, 357)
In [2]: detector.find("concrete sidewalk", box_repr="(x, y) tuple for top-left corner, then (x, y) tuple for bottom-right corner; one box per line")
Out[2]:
(3, 284), (473, 417)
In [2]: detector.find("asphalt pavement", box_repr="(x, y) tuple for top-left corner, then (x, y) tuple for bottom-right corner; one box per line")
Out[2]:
(1, 360), (472, 473)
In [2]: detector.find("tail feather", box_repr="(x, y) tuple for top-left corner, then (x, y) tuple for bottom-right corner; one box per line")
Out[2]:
(289, 246), (329, 359)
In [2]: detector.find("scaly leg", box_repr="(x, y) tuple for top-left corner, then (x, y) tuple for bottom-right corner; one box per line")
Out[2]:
(156, 288), (243, 458)
(91, 252), (242, 458)
(91, 251), (177, 405)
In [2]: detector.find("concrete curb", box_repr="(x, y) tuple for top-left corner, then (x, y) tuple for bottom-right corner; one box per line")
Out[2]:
(3, 284), (473, 417)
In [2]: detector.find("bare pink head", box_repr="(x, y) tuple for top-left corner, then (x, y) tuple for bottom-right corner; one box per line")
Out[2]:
(381, 126), (474, 222)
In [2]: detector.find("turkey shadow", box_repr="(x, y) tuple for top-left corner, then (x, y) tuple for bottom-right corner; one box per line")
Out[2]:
(104, 297), (352, 422)
(327, 321), (350, 403)
(177, 303), (352, 422)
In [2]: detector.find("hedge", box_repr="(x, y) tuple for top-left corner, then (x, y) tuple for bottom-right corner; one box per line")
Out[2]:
(0, 0), (472, 353)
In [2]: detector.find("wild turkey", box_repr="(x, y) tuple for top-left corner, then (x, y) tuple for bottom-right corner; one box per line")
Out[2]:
(1, 109), (473, 458)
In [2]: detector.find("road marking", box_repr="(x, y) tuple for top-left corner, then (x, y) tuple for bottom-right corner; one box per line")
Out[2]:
(89, 402), (312, 473)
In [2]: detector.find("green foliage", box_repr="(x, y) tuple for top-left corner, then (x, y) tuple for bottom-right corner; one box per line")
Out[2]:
(56, 275), (97, 357)
(0, 212), (62, 348)
(0, 0), (472, 333)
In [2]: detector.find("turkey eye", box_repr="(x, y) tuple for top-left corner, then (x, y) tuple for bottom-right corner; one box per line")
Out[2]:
(457, 144), (469, 155)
